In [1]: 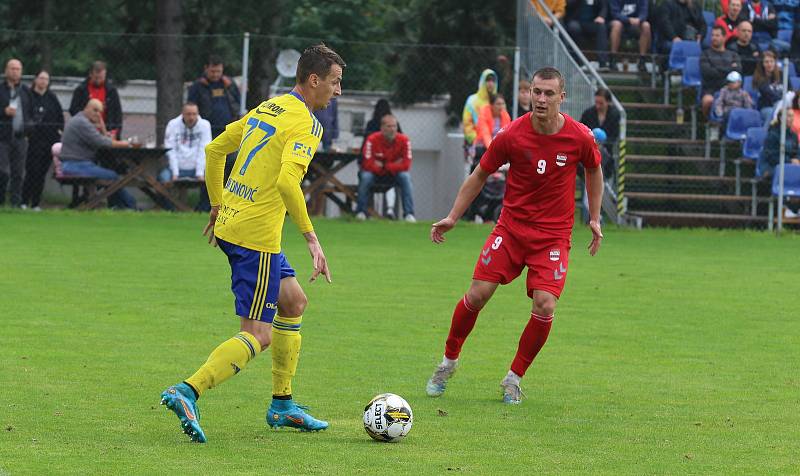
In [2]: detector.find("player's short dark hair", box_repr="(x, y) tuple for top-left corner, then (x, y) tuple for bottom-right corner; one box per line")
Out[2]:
(532, 67), (565, 91)
(595, 87), (612, 102)
(206, 55), (224, 67)
(91, 60), (106, 73)
(296, 43), (346, 84)
(183, 101), (198, 109)
(711, 25), (726, 36)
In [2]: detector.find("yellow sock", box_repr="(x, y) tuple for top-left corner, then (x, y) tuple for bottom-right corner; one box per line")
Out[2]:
(271, 315), (302, 397)
(185, 331), (261, 397)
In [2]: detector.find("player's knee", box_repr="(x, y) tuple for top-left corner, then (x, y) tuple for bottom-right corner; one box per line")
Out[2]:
(279, 294), (307, 318)
(465, 289), (490, 310)
(532, 296), (557, 317)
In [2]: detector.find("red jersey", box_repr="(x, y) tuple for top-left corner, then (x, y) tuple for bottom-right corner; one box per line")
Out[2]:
(362, 132), (412, 175)
(479, 112), (601, 235)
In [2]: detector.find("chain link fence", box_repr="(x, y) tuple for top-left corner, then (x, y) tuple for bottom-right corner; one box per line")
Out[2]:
(0, 28), (522, 221)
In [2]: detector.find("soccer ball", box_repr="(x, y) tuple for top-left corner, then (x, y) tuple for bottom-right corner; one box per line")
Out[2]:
(363, 393), (413, 442)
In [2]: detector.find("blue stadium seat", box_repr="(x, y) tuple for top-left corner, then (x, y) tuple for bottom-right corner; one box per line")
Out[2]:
(668, 41), (702, 72)
(743, 75), (760, 106)
(773, 164), (800, 196)
(682, 56), (702, 88)
(725, 108), (763, 141)
(777, 29), (793, 45)
(791, 77), (800, 91)
(709, 91), (723, 123)
(702, 11), (715, 49)
(742, 126), (767, 160)
(753, 31), (772, 51)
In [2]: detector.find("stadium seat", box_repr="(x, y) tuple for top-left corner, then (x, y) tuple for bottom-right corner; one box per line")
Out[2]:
(742, 126), (767, 161)
(735, 126), (768, 195)
(702, 11), (715, 49)
(768, 164), (800, 229)
(777, 29), (793, 45)
(753, 31), (772, 51)
(668, 41), (701, 72)
(791, 77), (800, 91)
(725, 108), (763, 141)
(682, 56), (702, 104)
(743, 76), (760, 106)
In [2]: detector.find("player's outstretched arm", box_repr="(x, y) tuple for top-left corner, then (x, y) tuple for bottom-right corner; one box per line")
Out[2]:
(431, 166), (490, 243)
(585, 165), (604, 255)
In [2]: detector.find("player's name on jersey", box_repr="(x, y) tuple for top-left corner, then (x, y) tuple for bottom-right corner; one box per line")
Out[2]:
(225, 177), (258, 202)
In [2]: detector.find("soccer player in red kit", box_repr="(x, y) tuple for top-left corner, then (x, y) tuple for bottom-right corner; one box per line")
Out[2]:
(425, 67), (604, 404)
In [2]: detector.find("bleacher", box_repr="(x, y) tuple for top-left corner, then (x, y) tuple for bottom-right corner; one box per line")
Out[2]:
(568, 2), (800, 228)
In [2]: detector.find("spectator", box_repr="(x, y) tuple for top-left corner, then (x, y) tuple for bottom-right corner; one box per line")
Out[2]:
(313, 97), (338, 151)
(753, 50), (784, 119)
(355, 114), (415, 222)
(580, 87), (620, 179)
(770, 0), (796, 32)
(516, 79), (532, 117)
(701, 26), (742, 117)
(158, 102), (212, 211)
(760, 108), (800, 177)
(476, 94), (512, 154)
(69, 61), (123, 139)
(0, 58), (33, 208)
(653, 0), (706, 57)
(726, 21), (761, 76)
(187, 55), (241, 179)
(188, 55), (241, 139)
(608, 0), (651, 72)
(531, 0), (566, 27)
(21, 70), (63, 210)
(462, 69), (497, 164)
(361, 98), (403, 154)
(742, 0), (778, 37)
(712, 71), (753, 123)
(715, 0), (749, 44)
(565, 0), (610, 70)
(59, 99), (136, 209)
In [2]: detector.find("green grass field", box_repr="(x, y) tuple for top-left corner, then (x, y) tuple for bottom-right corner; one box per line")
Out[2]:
(1, 211), (798, 475)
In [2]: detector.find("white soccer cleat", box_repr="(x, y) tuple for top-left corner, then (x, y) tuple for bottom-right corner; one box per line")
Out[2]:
(426, 362), (457, 397)
(500, 375), (525, 405)
(355, 211), (367, 221)
(404, 214), (416, 223)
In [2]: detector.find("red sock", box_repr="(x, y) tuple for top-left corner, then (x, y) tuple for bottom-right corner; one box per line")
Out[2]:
(510, 313), (553, 377)
(444, 295), (481, 360)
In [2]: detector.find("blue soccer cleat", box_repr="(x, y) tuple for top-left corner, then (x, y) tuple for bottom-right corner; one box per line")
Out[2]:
(160, 383), (207, 443)
(267, 401), (329, 432)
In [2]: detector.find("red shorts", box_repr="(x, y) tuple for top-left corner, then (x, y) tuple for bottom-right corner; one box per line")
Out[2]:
(472, 221), (571, 298)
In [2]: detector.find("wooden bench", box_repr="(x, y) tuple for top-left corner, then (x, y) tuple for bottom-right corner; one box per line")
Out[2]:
(52, 155), (110, 208)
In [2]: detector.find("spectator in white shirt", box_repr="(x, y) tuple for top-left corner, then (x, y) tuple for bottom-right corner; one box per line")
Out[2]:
(158, 102), (212, 211)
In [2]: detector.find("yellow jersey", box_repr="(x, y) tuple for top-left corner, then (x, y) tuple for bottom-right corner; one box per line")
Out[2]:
(205, 92), (323, 253)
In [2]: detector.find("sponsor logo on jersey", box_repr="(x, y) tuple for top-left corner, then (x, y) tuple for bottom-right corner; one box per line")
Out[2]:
(257, 101), (286, 117)
(549, 249), (560, 261)
(556, 154), (567, 166)
(292, 142), (313, 159)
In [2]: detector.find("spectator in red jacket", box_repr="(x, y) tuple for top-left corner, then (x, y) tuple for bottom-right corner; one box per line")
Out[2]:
(715, 0), (748, 44)
(355, 114), (416, 222)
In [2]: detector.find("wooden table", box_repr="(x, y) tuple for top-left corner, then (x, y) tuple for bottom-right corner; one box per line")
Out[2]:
(79, 147), (191, 211)
(303, 151), (360, 215)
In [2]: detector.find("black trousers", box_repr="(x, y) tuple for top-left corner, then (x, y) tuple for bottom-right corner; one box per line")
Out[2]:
(22, 140), (53, 207)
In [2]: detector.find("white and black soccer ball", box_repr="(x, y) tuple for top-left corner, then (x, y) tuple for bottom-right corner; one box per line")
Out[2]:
(363, 393), (413, 442)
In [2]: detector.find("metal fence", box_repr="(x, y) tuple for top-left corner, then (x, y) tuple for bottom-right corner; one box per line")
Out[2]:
(0, 29), (521, 220)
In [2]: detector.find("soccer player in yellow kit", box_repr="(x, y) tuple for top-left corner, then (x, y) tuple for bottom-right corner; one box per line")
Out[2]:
(160, 44), (345, 442)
